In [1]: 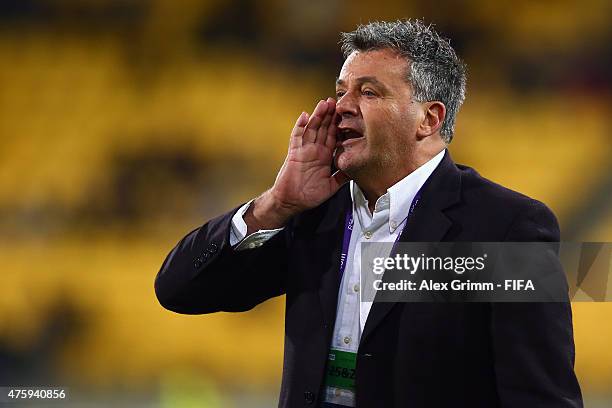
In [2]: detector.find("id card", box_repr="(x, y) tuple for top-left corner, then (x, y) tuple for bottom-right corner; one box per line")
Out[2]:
(324, 348), (357, 391)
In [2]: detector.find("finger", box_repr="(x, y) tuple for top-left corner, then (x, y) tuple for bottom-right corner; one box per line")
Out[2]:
(296, 111), (309, 128)
(303, 100), (328, 144)
(316, 98), (336, 145)
(289, 111), (309, 150)
(330, 170), (351, 193)
(325, 106), (340, 150)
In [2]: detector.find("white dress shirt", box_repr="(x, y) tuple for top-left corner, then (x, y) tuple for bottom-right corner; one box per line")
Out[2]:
(230, 149), (446, 406)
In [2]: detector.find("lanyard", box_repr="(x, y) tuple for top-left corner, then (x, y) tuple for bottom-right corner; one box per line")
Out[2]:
(338, 190), (423, 278)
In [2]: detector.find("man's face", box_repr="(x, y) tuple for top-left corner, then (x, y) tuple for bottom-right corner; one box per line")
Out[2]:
(334, 48), (422, 178)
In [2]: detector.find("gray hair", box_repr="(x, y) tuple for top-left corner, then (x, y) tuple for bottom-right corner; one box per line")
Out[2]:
(340, 19), (467, 143)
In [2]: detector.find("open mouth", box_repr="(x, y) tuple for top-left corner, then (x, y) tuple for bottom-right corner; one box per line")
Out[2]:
(336, 128), (364, 147)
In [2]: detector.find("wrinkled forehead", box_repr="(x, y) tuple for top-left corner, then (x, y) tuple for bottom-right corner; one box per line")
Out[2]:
(338, 49), (410, 85)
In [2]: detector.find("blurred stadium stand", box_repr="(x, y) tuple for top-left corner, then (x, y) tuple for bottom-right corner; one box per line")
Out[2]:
(0, 0), (610, 406)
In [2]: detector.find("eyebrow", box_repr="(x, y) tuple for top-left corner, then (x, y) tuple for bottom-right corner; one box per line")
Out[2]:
(335, 76), (389, 92)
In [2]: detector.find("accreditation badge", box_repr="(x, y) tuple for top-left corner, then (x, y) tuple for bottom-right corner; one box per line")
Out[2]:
(322, 348), (357, 406)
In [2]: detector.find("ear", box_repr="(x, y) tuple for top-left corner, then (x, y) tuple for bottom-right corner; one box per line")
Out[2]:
(416, 101), (446, 140)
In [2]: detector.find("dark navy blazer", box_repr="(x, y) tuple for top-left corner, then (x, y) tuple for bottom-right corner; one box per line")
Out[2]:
(155, 150), (583, 408)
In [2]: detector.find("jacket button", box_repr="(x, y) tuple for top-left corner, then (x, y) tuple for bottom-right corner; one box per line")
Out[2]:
(304, 391), (315, 404)
(193, 257), (203, 269)
(209, 243), (218, 253)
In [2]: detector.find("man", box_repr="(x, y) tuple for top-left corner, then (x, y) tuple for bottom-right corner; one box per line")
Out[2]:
(155, 20), (583, 407)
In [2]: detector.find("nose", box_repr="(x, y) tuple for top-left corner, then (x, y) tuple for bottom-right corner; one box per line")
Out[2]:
(336, 92), (359, 118)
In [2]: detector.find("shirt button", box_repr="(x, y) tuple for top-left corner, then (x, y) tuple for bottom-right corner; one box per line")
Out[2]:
(364, 231), (372, 239)
(248, 242), (256, 249)
(390, 220), (397, 229)
(343, 336), (352, 345)
(353, 284), (360, 293)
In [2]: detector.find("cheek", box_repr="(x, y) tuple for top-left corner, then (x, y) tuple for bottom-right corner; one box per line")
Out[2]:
(363, 104), (406, 142)
(391, 105), (420, 136)
(362, 103), (394, 132)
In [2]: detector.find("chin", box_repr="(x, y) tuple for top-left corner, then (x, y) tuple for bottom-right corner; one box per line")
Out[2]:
(335, 152), (365, 177)
(334, 151), (351, 172)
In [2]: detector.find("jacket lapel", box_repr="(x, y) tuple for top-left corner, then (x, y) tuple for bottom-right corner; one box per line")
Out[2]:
(360, 150), (462, 344)
(316, 185), (352, 329)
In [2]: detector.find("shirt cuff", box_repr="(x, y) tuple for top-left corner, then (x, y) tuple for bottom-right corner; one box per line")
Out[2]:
(230, 199), (284, 250)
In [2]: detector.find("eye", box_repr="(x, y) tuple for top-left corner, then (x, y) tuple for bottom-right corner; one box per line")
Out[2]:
(335, 90), (346, 98)
(362, 89), (377, 97)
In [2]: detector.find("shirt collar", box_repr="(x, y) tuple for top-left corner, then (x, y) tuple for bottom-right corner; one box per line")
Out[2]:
(350, 149), (446, 233)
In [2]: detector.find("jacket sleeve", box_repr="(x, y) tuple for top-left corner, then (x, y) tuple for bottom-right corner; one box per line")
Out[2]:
(154, 204), (289, 314)
(492, 200), (583, 407)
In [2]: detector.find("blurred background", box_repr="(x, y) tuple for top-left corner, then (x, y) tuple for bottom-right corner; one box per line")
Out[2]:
(0, 0), (610, 406)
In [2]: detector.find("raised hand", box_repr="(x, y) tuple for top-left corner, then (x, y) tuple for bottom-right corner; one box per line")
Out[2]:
(244, 98), (350, 233)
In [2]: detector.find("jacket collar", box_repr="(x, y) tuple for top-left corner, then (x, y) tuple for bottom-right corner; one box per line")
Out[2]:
(360, 149), (462, 343)
(315, 150), (462, 341)
(315, 150), (461, 340)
